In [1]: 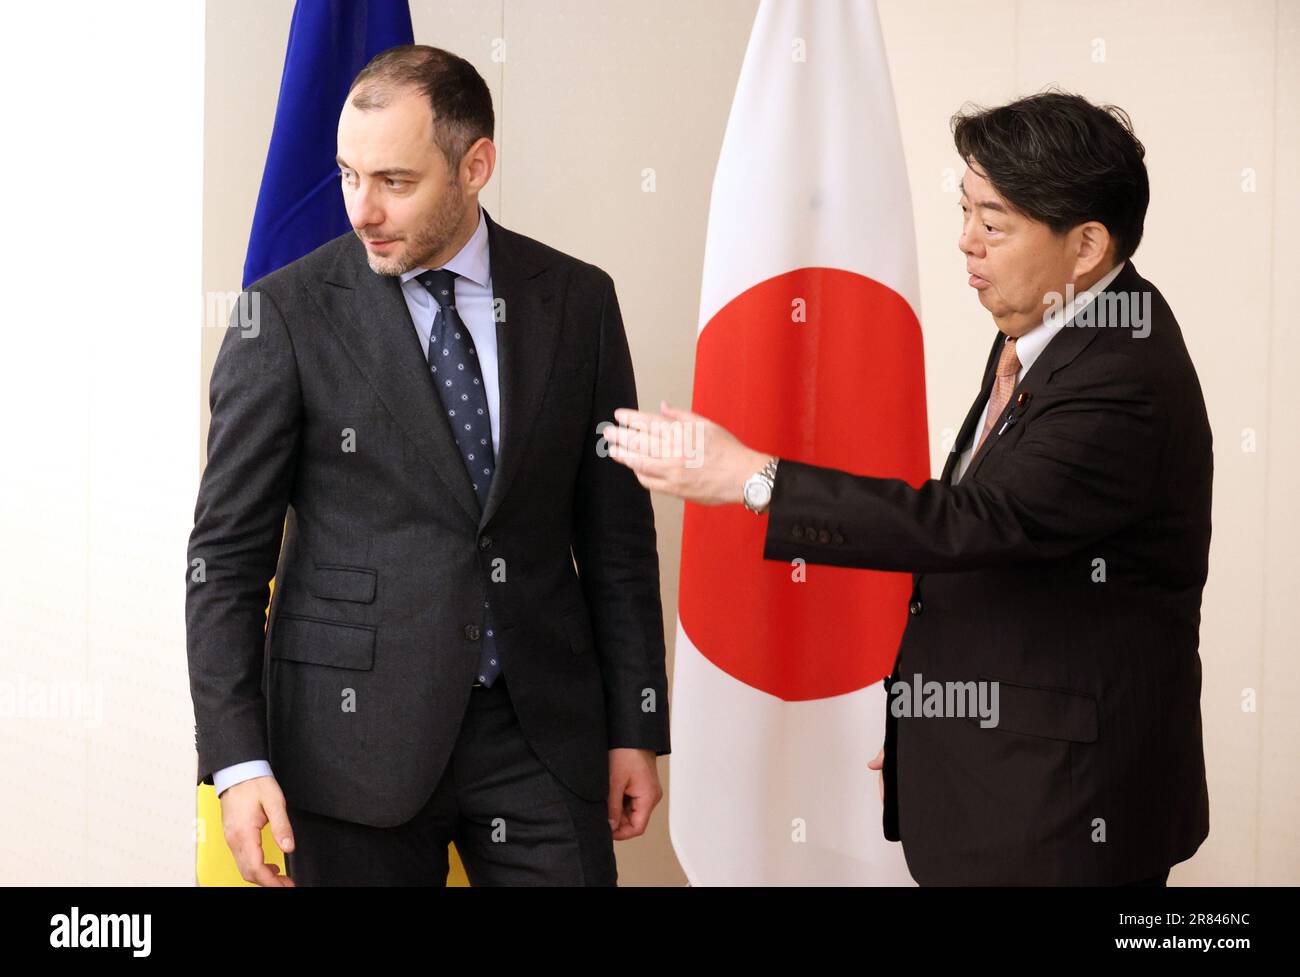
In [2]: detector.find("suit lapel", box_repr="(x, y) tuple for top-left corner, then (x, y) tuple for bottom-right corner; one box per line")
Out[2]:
(941, 331), (1004, 484)
(911, 262), (1142, 595)
(958, 260), (1142, 485)
(316, 231), (481, 525)
(913, 332), (1002, 593)
(315, 210), (559, 530)
(478, 209), (559, 528)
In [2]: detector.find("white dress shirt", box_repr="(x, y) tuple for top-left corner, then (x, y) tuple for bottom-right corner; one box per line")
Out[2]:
(952, 261), (1124, 484)
(211, 206), (496, 798)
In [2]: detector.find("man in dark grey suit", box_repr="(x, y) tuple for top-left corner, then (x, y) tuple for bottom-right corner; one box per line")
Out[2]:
(186, 45), (669, 886)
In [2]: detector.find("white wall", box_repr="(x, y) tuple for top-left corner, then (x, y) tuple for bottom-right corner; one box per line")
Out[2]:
(0, 0), (205, 882)
(3, 0), (1288, 886)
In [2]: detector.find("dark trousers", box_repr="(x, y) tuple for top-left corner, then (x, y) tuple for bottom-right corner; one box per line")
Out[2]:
(284, 675), (617, 886)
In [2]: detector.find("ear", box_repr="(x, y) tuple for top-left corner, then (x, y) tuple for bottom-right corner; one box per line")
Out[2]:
(1071, 221), (1112, 279)
(460, 137), (496, 194)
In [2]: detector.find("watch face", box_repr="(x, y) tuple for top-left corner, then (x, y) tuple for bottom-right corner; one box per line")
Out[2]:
(745, 479), (772, 508)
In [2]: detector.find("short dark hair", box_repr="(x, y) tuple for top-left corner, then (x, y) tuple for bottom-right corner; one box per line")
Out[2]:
(952, 90), (1149, 263)
(347, 44), (494, 174)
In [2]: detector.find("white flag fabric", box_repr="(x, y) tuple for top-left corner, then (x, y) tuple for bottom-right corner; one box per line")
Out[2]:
(669, 0), (927, 884)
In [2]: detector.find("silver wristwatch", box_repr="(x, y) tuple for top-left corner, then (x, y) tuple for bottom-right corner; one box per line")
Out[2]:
(742, 457), (780, 514)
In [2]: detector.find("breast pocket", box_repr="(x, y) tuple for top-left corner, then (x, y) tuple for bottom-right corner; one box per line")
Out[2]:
(546, 362), (592, 403)
(308, 564), (377, 604)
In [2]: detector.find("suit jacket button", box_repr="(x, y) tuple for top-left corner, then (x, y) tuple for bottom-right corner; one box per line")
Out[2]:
(908, 600), (923, 616)
(464, 624), (481, 640)
(792, 526), (804, 540)
(818, 529), (830, 544)
(478, 535), (493, 551)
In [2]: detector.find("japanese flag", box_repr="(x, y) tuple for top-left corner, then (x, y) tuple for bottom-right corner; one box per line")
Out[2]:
(669, 0), (927, 884)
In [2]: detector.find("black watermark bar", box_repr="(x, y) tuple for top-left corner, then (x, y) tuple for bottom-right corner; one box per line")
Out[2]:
(0, 884), (1280, 963)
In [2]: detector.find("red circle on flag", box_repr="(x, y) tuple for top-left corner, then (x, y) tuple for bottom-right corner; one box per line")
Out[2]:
(678, 268), (929, 701)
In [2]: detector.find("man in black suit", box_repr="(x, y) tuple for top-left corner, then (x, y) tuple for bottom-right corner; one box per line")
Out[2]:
(187, 45), (669, 886)
(608, 92), (1210, 885)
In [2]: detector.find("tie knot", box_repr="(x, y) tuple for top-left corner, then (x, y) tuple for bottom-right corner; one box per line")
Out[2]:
(996, 336), (1020, 377)
(416, 268), (458, 308)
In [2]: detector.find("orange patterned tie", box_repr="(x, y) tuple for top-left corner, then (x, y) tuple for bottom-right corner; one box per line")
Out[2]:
(974, 336), (1020, 455)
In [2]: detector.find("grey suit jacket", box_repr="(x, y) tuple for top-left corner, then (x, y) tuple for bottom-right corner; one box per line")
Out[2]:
(186, 210), (670, 827)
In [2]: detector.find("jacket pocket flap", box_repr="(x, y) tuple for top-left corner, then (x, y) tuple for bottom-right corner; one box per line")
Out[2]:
(977, 675), (1098, 743)
(308, 565), (377, 604)
(272, 613), (376, 670)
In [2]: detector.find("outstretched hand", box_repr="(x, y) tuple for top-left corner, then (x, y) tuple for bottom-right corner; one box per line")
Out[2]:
(606, 401), (769, 506)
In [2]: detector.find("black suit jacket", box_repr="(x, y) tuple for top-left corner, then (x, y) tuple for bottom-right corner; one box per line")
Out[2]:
(763, 261), (1211, 884)
(186, 209), (670, 827)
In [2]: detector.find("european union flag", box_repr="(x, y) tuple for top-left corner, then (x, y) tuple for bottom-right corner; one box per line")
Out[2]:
(242, 0), (413, 288)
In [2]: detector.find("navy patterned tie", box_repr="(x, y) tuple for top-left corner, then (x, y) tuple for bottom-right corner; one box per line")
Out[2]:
(416, 268), (502, 687)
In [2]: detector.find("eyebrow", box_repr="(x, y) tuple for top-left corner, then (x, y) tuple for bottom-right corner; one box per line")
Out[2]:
(958, 184), (1009, 215)
(335, 155), (422, 178)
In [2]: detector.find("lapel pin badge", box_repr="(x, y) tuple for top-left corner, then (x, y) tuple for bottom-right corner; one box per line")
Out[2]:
(999, 392), (1031, 436)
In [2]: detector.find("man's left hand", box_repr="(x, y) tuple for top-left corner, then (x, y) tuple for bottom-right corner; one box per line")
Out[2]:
(607, 748), (663, 840)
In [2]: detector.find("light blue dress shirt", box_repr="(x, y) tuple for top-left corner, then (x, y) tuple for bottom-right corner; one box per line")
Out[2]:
(211, 206), (497, 798)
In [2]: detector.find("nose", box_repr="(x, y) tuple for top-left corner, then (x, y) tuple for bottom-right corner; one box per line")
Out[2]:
(957, 217), (983, 258)
(348, 181), (384, 231)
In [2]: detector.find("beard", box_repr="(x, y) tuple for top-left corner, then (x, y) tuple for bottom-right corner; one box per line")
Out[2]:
(362, 179), (467, 277)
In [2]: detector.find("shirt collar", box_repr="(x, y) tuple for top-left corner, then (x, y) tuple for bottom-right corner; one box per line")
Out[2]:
(399, 204), (489, 288)
(1014, 260), (1125, 377)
